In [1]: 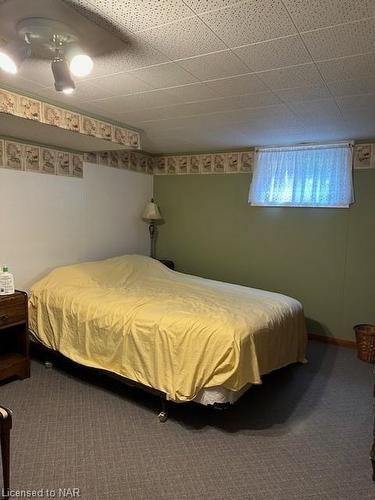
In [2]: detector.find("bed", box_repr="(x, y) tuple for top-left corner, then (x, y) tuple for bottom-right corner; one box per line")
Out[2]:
(29, 254), (307, 419)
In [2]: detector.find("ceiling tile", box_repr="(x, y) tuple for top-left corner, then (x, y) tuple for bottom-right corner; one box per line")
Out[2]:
(234, 35), (312, 72)
(327, 77), (375, 97)
(112, 108), (174, 124)
(177, 50), (249, 80)
(142, 130), (196, 154)
(227, 92), (282, 109)
(1, 0), (374, 153)
(143, 115), (203, 130)
(0, 73), (48, 96)
(87, 90), (179, 114)
(258, 63), (325, 90)
(184, 1), (245, 14)
(140, 92), (281, 121)
(35, 80), (119, 104)
(302, 19), (375, 62)
(276, 83), (332, 103)
(138, 16), (226, 59)
(233, 104), (300, 126)
(282, 0), (375, 31)
(164, 82), (218, 102)
(289, 98), (343, 118)
(337, 94), (375, 120)
(11, 59), (55, 87)
(200, 0), (297, 47)
(205, 73), (269, 96)
(84, 72), (153, 98)
(150, 102), (229, 120)
(110, 0), (195, 31)
(317, 53), (375, 81)
(130, 63), (198, 89)
(81, 39), (170, 79)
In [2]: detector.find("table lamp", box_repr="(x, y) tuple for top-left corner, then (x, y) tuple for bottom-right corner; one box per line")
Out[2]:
(142, 198), (163, 258)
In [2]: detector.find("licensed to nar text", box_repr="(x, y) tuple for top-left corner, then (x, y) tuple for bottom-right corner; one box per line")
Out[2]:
(1, 488), (81, 498)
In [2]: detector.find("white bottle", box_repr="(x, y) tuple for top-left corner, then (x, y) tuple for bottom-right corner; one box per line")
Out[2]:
(0, 266), (15, 295)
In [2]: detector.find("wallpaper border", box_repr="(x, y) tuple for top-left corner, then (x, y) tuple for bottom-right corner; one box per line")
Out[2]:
(152, 144), (375, 175)
(0, 87), (141, 150)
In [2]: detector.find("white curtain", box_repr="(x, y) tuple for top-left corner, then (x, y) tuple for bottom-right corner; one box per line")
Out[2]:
(249, 143), (354, 208)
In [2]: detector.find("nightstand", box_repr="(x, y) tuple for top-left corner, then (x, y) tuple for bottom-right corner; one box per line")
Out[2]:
(158, 259), (175, 270)
(0, 291), (30, 382)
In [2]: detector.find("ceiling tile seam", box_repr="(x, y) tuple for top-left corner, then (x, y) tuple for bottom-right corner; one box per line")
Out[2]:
(220, 33), (307, 53)
(142, 31), (311, 66)
(77, 59), (372, 107)
(80, 61), (342, 105)
(138, 103), (291, 124)
(68, 1), (232, 130)
(75, 0), (190, 80)
(60, 1), (205, 131)
(80, 74), (274, 105)
(72, 1), (219, 97)
(132, 0), (252, 33)
(329, 91), (375, 100)
(298, 15), (375, 35)
(172, 47), (241, 63)
(180, 0), (305, 125)
(131, 14), (201, 33)
(80, 43), (375, 89)
(280, 0), (347, 124)
(68, 46), (375, 91)
(312, 49), (375, 65)
(185, 0), (249, 17)
(108, 90), (284, 117)
(83, 61), (178, 82)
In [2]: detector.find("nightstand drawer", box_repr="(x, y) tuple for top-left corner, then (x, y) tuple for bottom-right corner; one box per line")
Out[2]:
(0, 298), (26, 328)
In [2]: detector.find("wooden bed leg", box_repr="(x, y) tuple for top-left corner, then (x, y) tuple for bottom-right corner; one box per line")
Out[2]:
(158, 398), (168, 423)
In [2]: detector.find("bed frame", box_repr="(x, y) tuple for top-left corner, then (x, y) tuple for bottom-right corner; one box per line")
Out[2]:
(30, 340), (231, 422)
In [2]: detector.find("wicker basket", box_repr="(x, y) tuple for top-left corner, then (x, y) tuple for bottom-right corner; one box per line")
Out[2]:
(354, 324), (375, 363)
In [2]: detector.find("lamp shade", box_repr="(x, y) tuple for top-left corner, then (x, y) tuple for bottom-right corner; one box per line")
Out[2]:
(142, 199), (162, 221)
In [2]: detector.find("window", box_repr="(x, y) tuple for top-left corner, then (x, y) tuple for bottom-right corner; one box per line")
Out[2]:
(249, 143), (354, 208)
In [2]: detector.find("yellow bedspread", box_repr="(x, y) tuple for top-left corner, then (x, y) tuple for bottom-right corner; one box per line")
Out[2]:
(29, 255), (307, 402)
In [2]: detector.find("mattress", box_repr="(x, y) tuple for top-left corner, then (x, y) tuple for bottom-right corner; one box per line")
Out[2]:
(192, 384), (252, 406)
(29, 254), (307, 402)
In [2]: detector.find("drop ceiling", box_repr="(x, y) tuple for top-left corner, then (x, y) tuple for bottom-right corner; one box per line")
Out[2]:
(0, 0), (375, 154)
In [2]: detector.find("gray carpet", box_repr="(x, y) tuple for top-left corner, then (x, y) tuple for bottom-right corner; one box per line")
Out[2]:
(0, 341), (374, 500)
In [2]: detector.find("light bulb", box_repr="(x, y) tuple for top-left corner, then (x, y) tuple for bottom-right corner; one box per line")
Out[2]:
(0, 52), (17, 74)
(69, 54), (93, 77)
(62, 87), (75, 95)
(0, 40), (30, 74)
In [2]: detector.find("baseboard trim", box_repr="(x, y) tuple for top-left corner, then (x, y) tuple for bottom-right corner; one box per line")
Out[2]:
(308, 333), (356, 349)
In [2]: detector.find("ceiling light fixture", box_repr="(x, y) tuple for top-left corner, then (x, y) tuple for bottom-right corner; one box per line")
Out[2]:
(0, 18), (94, 93)
(0, 40), (31, 74)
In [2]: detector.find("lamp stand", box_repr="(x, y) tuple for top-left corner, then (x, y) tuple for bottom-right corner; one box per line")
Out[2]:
(149, 222), (156, 259)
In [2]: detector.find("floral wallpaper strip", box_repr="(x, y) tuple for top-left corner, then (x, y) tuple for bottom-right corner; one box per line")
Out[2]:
(0, 139), (83, 178)
(84, 150), (154, 175)
(154, 151), (255, 175)
(153, 145), (375, 175)
(353, 144), (375, 169)
(0, 87), (141, 150)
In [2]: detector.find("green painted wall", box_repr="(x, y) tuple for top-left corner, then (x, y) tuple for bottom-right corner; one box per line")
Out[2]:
(154, 171), (375, 341)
